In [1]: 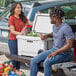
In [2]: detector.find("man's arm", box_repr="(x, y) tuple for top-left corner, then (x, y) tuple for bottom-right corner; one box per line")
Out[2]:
(56, 39), (73, 54)
(41, 32), (53, 40)
(48, 39), (73, 58)
(46, 32), (53, 38)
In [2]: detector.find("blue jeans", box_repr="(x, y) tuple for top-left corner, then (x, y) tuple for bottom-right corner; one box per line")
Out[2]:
(8, 40), (20, 70)
(30, 48), (71, 76)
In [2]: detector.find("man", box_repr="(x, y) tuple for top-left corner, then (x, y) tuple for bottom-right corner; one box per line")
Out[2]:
(30, 8), (74, 76)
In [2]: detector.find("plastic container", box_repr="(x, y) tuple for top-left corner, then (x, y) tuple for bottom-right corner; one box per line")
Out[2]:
(17, 14), (53, 57)
(17, 35), (52, 57)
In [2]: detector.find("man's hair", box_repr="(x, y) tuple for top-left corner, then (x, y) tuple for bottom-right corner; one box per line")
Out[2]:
(50, 7), (65, 18)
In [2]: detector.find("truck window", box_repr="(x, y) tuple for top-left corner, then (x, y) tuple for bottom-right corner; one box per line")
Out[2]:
(60, 4), (76, 19)
(40, 8), (51, 14)
(39, 3), (76, 19)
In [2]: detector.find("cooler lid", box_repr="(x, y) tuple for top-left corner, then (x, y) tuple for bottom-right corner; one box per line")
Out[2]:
(32, 14), (53, 34)
(16, 35), (41, 41)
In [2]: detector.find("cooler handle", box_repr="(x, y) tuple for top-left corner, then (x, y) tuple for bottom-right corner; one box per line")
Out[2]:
(27, 40), (33, 43)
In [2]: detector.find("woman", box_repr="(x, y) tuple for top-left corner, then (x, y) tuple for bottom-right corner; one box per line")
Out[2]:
(8, 2), (32, 70)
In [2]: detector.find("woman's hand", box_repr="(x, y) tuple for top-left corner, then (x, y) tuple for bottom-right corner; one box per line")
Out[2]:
(20, 27), (25, 35)
(27, 20), (33, 26)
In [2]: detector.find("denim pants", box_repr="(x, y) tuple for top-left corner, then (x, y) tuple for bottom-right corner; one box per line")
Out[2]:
(8, 40), (20, 70)
(30, 48), (71, 76)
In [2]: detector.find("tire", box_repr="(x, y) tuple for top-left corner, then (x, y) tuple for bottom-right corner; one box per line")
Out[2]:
(38, 49), (44, 54)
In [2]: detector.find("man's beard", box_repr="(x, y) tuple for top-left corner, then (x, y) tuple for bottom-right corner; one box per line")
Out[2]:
(51, 21), (56, 24)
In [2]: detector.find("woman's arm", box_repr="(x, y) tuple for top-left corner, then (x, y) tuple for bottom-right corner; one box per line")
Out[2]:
(9, 25), (25, 35)
(27, 20), (33, 26)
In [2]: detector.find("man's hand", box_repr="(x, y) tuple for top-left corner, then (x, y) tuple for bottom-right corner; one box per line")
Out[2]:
(48, 51), (58, 59)
(41, 35), (47, 40)
(41, 33), (53, 40)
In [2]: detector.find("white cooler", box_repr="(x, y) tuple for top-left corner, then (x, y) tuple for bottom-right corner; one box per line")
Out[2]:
(17, 35), (53, 56)
(16, 14), (54, 57)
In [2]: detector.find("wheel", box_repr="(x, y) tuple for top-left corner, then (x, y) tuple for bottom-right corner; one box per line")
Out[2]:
(38, 49), (44, 54)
